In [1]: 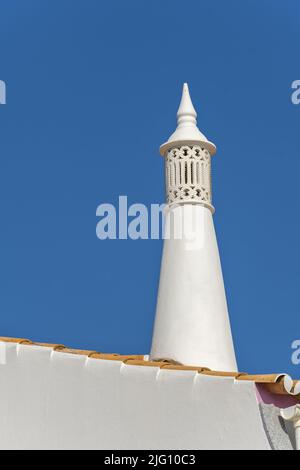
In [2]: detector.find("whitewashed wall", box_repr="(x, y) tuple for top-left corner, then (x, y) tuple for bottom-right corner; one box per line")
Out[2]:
(0, 340), (270, 450)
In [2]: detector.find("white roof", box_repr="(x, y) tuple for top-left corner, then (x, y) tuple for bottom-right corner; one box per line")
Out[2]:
(0, 339), (274, 450)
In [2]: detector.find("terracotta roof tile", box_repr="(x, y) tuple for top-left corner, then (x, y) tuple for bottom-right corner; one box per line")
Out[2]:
(200, 370), (246, 378)
(90, 353), (144, 361)
(0, 337), (33, 345)
(160, 364), (210, 372)
(34, 342), (66, 350)
(123, 359), (169, 367)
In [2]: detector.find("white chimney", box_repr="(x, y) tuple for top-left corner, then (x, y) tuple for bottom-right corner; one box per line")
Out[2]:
(150, 84), (237, 372)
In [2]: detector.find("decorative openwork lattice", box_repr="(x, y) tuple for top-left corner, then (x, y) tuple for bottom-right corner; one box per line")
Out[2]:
(165, 145), (213, 210)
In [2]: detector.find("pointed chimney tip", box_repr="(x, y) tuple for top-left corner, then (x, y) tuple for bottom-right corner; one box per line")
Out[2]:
(177, 83), (197, 123)
(159, 83), (217, 156)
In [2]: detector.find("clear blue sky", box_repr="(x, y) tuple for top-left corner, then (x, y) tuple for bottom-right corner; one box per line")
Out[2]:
(0, 0), (299, 376)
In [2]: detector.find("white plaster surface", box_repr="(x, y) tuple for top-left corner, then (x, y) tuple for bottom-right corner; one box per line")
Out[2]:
(0, 341), (270, 450)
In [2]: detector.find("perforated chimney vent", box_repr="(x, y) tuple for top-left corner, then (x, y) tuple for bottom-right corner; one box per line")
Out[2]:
(165, 145), (213, 211)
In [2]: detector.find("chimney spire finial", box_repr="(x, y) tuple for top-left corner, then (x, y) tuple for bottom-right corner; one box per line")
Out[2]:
(177, 83), (197, 127)
(159, 83), (216, 156)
